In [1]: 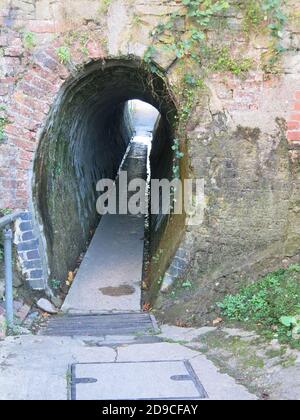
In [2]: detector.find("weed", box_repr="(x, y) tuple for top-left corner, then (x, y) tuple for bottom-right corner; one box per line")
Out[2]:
(280, 354), (297, 368)
(218, 265), (300, 348)
(265, 347), (286, 359)
(50, 278), (61, 290)
(56, 46), (71, 64)
(169, 278), (195, 299)
(152, 248), (163, 264)
(181, 280), (192, 289)
(0, 106), (9, 143)
(98, 0), (112, 15)
(23, 32), (37, 49)
(145, 0), (287, 84)
(210, 47), (253, 75)
(0, 116), (9, 142)
(0, 208), (12, 216)
(132, 14), (142, 26)
(242, 1), (265, 32)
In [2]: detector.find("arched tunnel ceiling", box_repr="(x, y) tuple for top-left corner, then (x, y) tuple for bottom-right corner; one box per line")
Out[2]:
(56, 60), (176, 123)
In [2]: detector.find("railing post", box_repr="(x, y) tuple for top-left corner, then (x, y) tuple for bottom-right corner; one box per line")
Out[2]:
(4, 227), (13, 329)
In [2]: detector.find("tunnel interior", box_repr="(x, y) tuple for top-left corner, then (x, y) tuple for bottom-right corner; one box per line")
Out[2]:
(33, 59), (181, 291)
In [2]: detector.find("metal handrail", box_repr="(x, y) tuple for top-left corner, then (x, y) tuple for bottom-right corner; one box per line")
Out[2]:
(0, 211), (23, 329)
(0, 211), (22, 229)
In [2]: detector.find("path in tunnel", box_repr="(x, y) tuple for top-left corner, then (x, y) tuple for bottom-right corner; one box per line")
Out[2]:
(62, 102), (158, 313)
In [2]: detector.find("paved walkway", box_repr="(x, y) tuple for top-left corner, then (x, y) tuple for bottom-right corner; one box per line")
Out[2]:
(62, 101), (157, 313)
(0, 326), (256, 400)
(61, 201), (145, 313)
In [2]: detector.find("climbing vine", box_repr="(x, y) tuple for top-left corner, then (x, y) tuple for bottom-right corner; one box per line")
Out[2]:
(144, 0), (288, 142)
(172, 138), (184, 179)
(240, 0), (287, 72)
(146, 0), (287, 74)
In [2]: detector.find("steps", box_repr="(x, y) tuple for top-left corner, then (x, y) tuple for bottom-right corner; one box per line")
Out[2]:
(39, 312), (159, 337)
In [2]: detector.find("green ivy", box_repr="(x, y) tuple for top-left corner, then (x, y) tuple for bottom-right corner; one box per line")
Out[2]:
(146, 0), (230, 65)
(143, 0), (288, 156)
(241, 0), (287, 71)
(242, 0), (265, 31)
(172, 138), (184, 178)
(145, 0), (287, 79)
(262, 0), (287, 41)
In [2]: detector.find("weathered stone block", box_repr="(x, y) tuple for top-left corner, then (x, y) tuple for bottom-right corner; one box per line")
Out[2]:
(22, 231), (34, 241)
(17, 239), (39, 252)
(19, 221), (33, 232)
(29, 269), (43, 279)
(26, 250), (40, 260)
(23, 260), (42, 270)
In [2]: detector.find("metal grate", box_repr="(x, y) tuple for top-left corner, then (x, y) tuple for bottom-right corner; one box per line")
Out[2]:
(39, 312), (158, 337)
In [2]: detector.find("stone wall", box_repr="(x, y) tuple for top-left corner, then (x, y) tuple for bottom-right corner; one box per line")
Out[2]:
(0, 1), (299, 315)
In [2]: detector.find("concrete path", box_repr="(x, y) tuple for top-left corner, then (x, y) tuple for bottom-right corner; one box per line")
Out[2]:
(61, 211), (145, 313)
(62, 101), (158, 314)
(0, 328), (256, 400)
(62, 140), (147, 313)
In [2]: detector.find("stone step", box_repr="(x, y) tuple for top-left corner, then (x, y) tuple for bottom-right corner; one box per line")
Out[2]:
(39, 312), (159, 337)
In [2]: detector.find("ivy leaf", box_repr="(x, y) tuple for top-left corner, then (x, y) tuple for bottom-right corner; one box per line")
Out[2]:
(280, 316), (296, 328)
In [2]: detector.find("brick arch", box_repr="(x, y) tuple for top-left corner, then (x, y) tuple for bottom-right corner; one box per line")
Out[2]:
(4, 46), (175, 211)
(4, 49), (180, 290)
(32, 57), (178, 287)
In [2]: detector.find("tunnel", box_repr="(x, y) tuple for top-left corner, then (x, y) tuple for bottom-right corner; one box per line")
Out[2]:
(33, 58), (181, 292)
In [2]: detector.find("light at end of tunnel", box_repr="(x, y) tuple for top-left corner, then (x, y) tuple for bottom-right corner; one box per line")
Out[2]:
(128, 99), (160, 138)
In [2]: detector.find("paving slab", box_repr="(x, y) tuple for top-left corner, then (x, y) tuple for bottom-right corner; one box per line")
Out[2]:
(116, 342), (204, 362)
(190, 355), (257, 400)
(159, 325), (217, 342)
(71, 360), (207, 400)
(0, 335), (116, 400)
(0, 335), (257, 400)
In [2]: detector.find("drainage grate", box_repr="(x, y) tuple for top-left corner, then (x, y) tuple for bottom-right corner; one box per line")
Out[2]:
(40, 312), (158, 337)
(70, 360), (208, 400)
